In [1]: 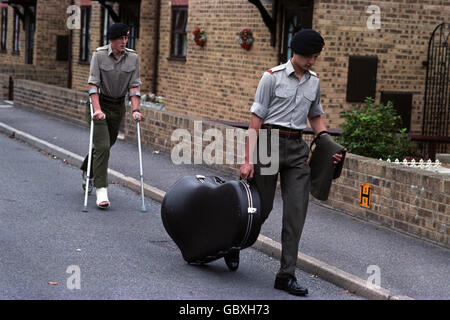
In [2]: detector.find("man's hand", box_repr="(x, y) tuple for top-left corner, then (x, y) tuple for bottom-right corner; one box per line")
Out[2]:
(93, 110), (106, 120)
(133, 111), (144, 122)
(309, 115), (347, 165)
(130, 87), (142, 122)
(240, 163), (254, 180)
(332, 148), (347, 164)
(240, 114), (262, 180)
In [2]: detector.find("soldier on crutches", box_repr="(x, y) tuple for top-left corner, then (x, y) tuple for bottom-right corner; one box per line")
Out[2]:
(81, 23), (143, 210)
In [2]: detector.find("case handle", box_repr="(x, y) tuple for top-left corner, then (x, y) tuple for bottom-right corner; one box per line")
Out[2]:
(196, 175), (205, 183)
(213, 176), (226, 184)
(309, 130), (329, 150)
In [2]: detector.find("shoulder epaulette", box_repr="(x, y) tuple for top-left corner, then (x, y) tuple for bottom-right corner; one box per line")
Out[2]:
(309, 70), (319, 78)
(125, 48), (137, 54)
(95, 45), (108, 52)
(266, 64), (285, 74)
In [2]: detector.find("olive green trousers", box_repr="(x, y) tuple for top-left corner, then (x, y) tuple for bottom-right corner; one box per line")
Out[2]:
(80, 98), (125, 188)
(253, 135), (311, 278)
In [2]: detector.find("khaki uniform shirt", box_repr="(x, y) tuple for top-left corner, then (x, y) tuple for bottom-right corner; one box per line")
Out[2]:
(250, 60), (324, 130)
(88, 44), (142, 99)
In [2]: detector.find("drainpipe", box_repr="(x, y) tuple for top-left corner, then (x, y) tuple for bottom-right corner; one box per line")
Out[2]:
(68, 0), (74, 88)
(8, 75), (13, 101)
(151, 0), (161, 95)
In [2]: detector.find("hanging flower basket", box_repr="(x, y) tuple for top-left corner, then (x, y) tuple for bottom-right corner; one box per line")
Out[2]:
(192, 27), (207, 47)
(237, 28), (254, 50)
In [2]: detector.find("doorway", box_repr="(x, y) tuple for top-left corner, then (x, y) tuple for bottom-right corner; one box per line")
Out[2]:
(278, 0), (314, 64)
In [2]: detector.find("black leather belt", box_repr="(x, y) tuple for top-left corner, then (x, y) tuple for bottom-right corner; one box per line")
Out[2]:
(262, 124), (303, 139)
(99, 94), (125, 104)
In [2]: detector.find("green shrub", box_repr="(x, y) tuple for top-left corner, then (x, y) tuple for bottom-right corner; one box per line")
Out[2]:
(336, 97), (412, 160)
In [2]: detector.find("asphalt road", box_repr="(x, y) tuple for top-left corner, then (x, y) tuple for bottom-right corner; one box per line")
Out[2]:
(0, 131), (361, 300)
(1, 103), (449, 300)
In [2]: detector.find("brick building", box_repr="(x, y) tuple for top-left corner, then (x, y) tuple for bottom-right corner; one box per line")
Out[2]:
(1, 0), (449, 138)
(1, 0), (449, 247)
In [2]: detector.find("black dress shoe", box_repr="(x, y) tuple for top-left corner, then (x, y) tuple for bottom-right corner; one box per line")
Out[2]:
(224, 249), (240, 271)
(274, 275), (309, 296)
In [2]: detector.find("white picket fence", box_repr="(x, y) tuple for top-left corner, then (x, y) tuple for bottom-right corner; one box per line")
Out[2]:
(379, 158), (444, 172)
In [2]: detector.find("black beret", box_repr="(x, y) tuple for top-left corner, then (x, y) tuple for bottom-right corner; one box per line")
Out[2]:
(107, 23), (130, 40)
(291, 29), (325, 55)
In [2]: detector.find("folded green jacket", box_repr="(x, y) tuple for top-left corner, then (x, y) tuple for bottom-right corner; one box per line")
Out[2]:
(309, 131), (346, 201)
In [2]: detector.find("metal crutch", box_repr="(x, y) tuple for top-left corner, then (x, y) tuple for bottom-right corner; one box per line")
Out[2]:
(82, 98), (95, 212)
(136, 115), (147, 212)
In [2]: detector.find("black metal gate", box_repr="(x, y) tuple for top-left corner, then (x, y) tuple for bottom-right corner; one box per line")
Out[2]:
(422, 22), (450, 155)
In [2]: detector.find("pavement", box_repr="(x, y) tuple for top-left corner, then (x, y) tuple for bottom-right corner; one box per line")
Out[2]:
(0, 99), (449, 300)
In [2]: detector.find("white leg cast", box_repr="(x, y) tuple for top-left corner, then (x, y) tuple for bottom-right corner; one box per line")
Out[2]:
(96, 187), (110, 209)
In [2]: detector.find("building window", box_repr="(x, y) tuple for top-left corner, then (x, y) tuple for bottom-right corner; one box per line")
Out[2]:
(79, 6), (91, 62)
(1, 7), (7, 51)
(100, 1), (140, 50)
(119, 0), (140, 50)
(12, 11), (20, 53)
(170, 5), (188, 59)
(101, 6), (113, 46)
(278, 1), (313, 63)
(346, 55), (378, 102)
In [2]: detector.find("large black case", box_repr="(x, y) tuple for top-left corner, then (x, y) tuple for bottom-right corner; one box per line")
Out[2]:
(161, 175), (262, 264)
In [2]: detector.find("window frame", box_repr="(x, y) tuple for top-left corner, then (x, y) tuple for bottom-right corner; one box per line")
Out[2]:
(169, 5), (188, 60)
(100, 1), (140, 50)
(12, 10), (20, 54)
(101, 6), (113, 47)
(79, 5), (91, 63)
(278, 1), (313, 64)
(1, 7), (7, 52)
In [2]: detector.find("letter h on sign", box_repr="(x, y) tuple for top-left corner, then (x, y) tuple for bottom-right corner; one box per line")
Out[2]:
(360, 184), (372, 208)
